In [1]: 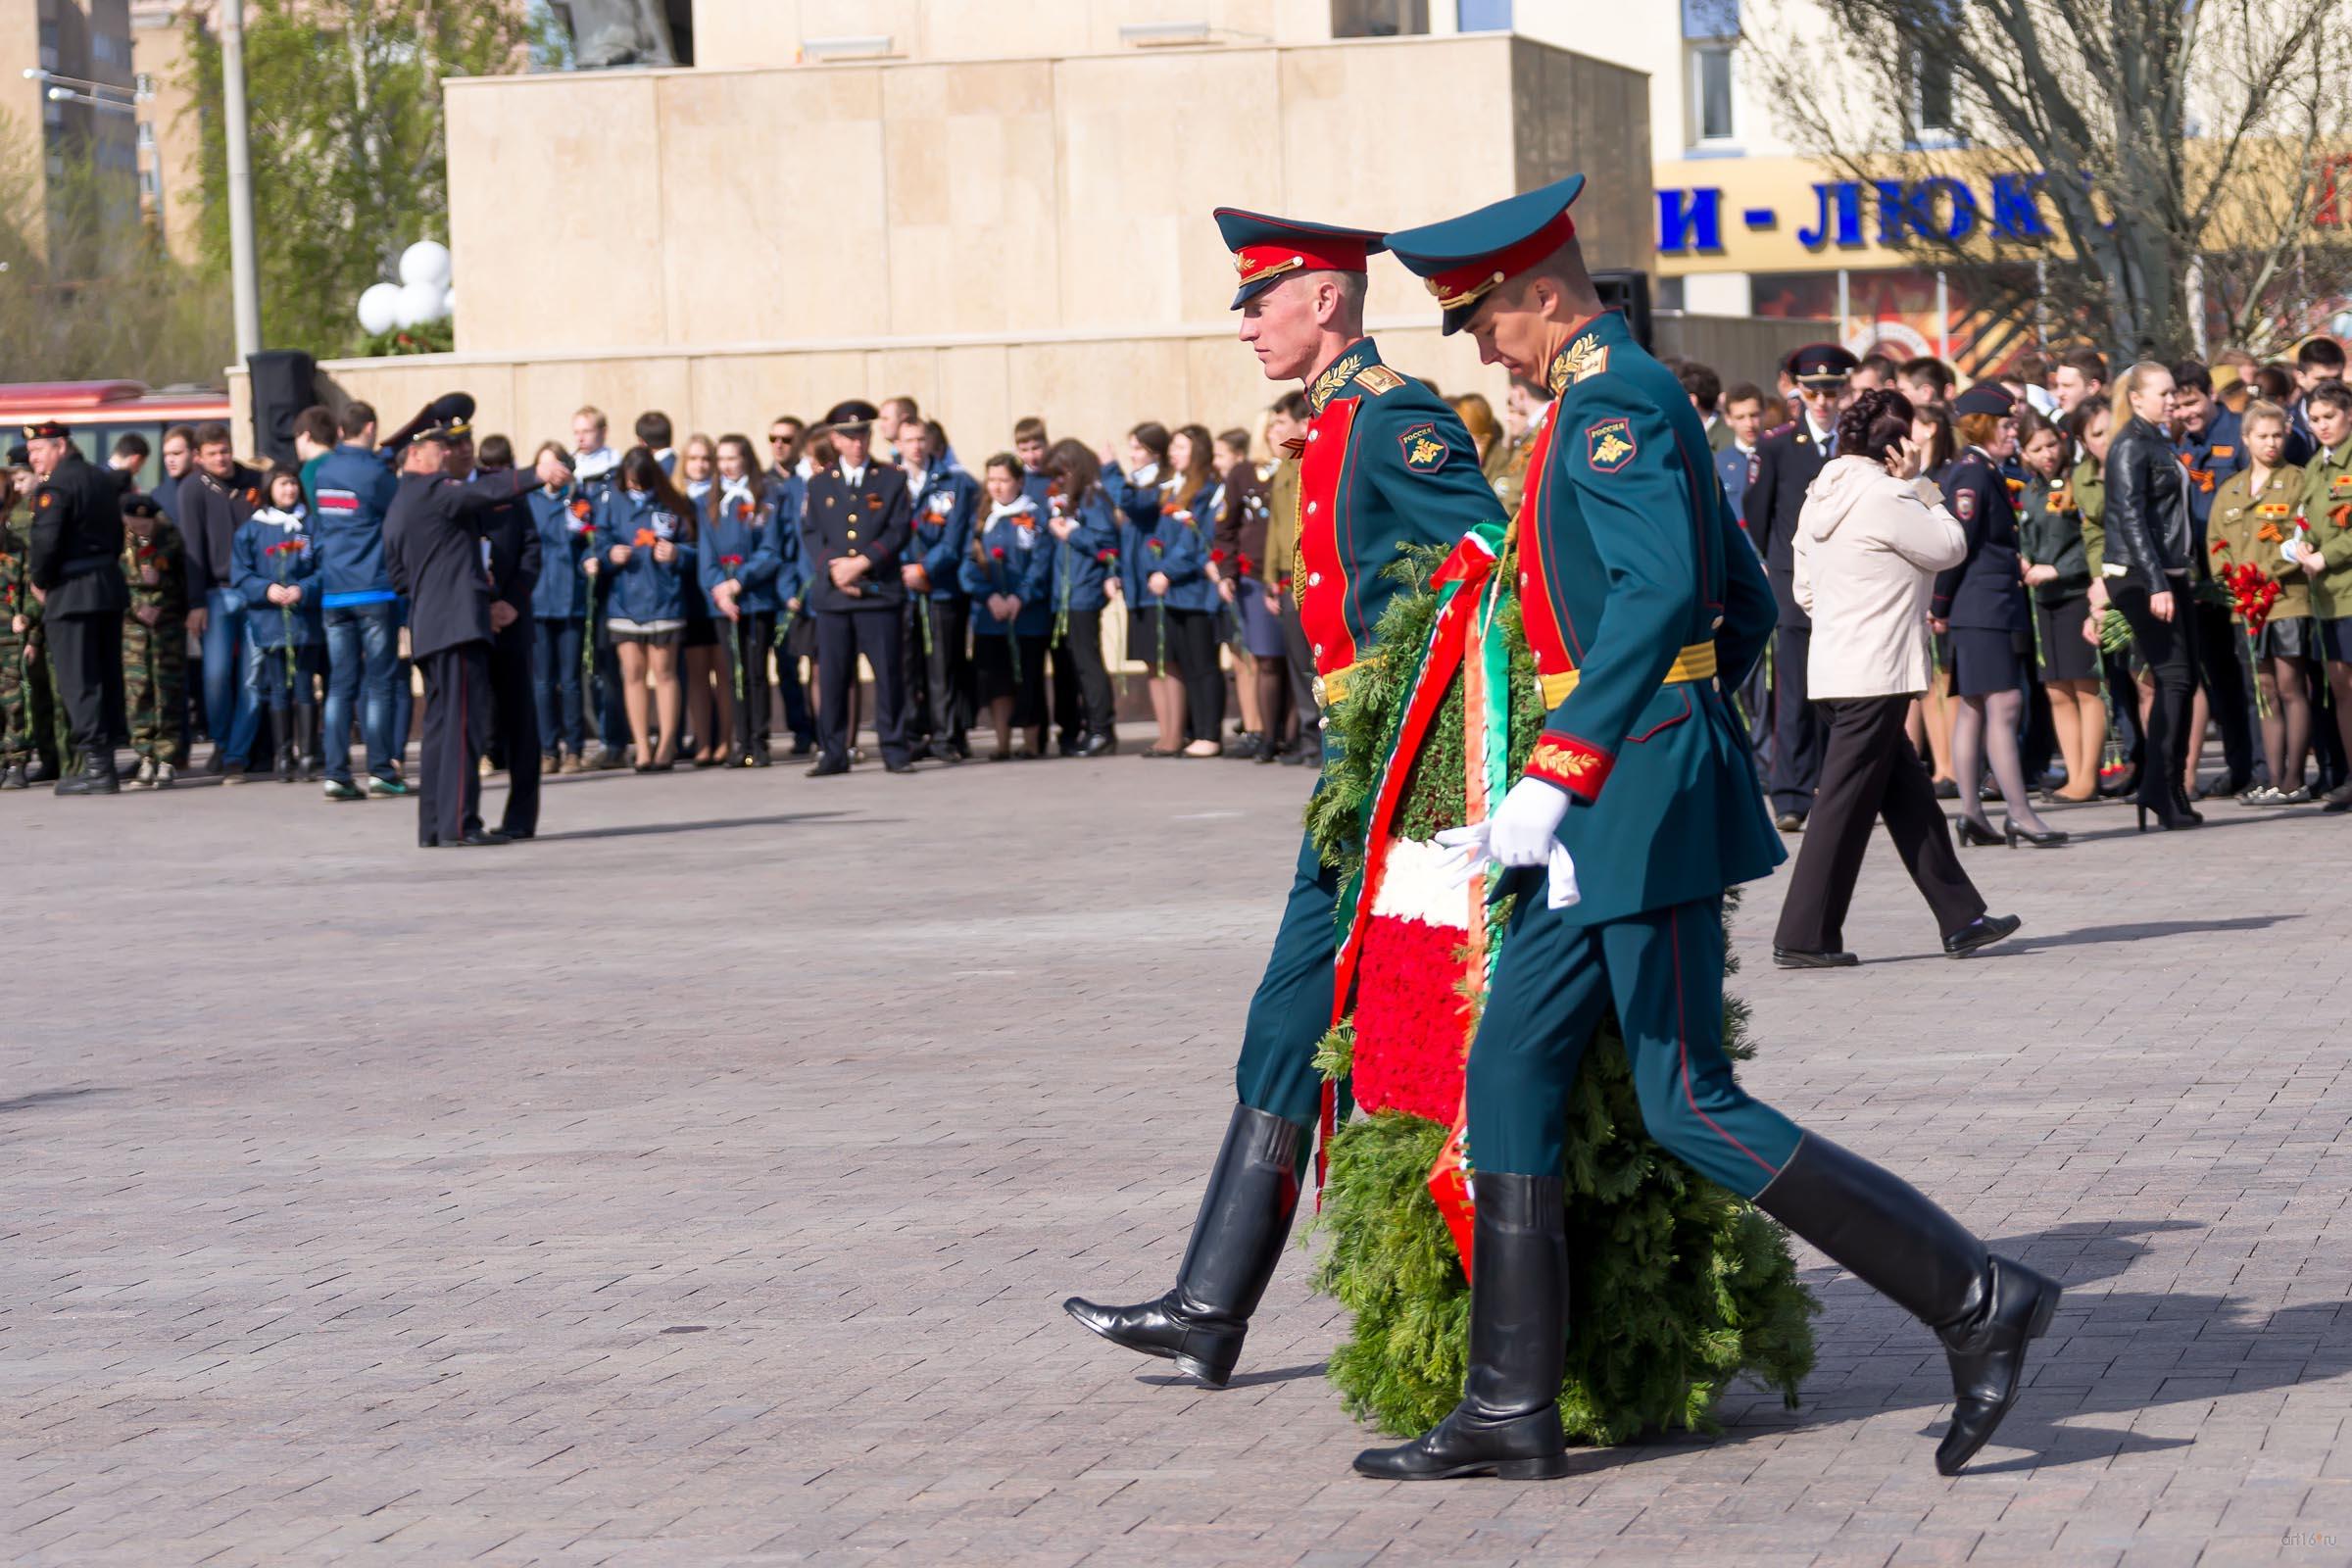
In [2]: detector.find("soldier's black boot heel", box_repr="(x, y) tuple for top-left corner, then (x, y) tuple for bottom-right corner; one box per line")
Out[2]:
(1353, 1174), (1569, 1481)
(1063, 1103), (1301, 1388)
(1754, 1135), (2060, 1476)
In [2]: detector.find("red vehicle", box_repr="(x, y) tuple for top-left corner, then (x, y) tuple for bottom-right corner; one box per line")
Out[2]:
(0, 379), (232, 492)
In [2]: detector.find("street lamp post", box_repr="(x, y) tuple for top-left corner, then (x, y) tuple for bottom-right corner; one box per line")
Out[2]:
(220, 4), (262, 358)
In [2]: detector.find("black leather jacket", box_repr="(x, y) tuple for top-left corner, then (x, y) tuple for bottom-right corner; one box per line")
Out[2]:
(2102, 415), (2191, 592)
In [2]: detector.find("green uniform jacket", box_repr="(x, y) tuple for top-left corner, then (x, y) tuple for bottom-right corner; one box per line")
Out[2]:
(122, 517), (190, 621)
(2074, 455), (2108, 578)
(2211, 466), (2310, 624)
(2294, 438), (2352, 619)
(1514, 308), (1784, 924)
(2016, 470), (2090, 606)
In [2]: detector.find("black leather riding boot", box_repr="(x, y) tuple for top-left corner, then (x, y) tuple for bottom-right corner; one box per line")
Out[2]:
(1754, 1134), (2061, 1475)
(1352, 1173), (1570, 1481)
(1063, 1103), (1302, 1388)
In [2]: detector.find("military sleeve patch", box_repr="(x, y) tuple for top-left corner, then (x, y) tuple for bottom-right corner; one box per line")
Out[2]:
(1954, 486), (1978, 521)
(1585, 417), (1637, 473)
(1354, 365), (1406, 396)
(1397, 422), (1450, 474)
(36, 492), (53, 509)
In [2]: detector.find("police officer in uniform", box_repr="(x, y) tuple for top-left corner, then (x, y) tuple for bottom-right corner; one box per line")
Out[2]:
(450, 428), (545, 840)
(384, 424), (568, 847)
(24, 420), (130, 795)
(1063, 211), (1502, 1388)
(799, 401), (915, 775)
(1358, 176), (2062, 1483)
(1743, 344), (1859, 829)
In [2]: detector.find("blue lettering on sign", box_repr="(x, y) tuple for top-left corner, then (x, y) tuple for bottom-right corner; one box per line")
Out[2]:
(1655, 187), (1724, 254)
(1796, 182), (1864, 247)
(1656, 174), (2057, 254)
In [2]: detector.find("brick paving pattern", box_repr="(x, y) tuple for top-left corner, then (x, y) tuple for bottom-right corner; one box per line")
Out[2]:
(3, 746), (2348, 1566)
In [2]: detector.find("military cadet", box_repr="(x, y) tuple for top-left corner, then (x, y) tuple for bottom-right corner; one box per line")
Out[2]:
(2286, 379), (2352, 810)
(1744, 342), (1860, 830)
(1351, 173), (2060, 1484)
(799, 400), (915, 775)
(119, 494), (188, 788)
(1042, 438), (1121, 756)
(0, 475), (38, 789)
(901, 418), (978, 762)
(2210, 401), (2314, 801)
(383, 424), (570, 847)
(1063, 209), (1502, 1388)
(24, 419), (131, 795)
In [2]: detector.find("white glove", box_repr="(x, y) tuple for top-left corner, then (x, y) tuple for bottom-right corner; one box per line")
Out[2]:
(1434, 776), (1582, 909)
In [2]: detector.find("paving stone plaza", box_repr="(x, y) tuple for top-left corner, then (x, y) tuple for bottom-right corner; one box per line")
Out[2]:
(4, 753), (2348, 1565)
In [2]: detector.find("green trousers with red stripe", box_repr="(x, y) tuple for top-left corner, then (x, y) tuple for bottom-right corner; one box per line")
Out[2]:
(1467, 886), (1800, 1198)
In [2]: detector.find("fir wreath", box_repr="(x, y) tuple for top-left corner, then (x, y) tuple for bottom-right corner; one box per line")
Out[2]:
(1302, 544), (1819, 1441)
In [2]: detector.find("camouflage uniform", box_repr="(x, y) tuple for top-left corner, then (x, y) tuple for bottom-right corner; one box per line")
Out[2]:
(121, 514), (189, 765)
(0, 514), (37, 769)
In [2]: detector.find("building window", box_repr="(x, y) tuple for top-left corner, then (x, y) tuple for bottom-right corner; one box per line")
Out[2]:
(1457, 0), (1511, 28)
(1330, 0), (1428, 38)
(1913, 49), (1955, 136)
(1690, 43), (1736, 143)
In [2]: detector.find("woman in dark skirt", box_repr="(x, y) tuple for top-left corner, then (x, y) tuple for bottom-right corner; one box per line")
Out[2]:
(674, 434), (732, 764)
(1935, 384), (2065, 847)
(2015, 409), (2101, 801)
(960, 454), (1053, 759)
(2211, 400), (2316, 802)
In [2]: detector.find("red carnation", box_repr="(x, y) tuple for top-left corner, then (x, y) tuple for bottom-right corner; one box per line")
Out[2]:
(991, 546), (1006, 562)
(1238, 553), (1255, 578)
(1147, 537), (1163, 552)
(1095, 548), (1117, 564)
(1210, 548), (1228, 564)
(720, 554), (744, 569)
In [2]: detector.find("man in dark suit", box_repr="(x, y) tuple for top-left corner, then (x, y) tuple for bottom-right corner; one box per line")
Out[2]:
(1741, 343), (1858, 830)
(23, 420), (130, 795)
(383, 423), (567, 847)
(798, 400), (914, 775)
(448, 429), (545, 840)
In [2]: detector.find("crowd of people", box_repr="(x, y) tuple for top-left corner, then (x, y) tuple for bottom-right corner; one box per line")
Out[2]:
(6, 330), (2347, 857)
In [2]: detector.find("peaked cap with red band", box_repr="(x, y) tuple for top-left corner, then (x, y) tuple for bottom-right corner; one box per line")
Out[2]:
(1384, 172), (1586, 336)
(1212, 207), (1387, 310)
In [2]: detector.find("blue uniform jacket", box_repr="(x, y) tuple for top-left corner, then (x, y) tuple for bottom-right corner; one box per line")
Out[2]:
(1511, 308), (1783, 925)
(960, 501), (1054, 636)
(232, 509), (323, 648)
(595, 488), (698, 625)
(309, 443), (400, 605)
(1102, 462), (1164, 535)
(1122, 479), (1214, 612)
(762, 473), (808, 610)
(1933, 449), (2033, 633)
(908, 466), (978, 603)
(1714, 443), (1758, 518)
(697, 481), (786, 615)
(527, 484), (594, 620)
(2176, 403), (2244, 537)
(1048, 487), (1119, 612)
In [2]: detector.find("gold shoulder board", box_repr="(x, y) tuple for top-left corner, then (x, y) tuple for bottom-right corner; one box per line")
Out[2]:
(1354, 365), (1406, 396)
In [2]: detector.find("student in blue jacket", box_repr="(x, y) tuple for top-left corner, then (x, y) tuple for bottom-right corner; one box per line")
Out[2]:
(961, 454), (1054, 760)
(702, 434), (788, 766)
(1161, 422), (1232, 752)
(1044, 437), (1121, 756)
(765, 438), (817, 756)
(525, 444), (595, 772)
(1101, 421), (1170, 537)
(232, 466), (325, 783)
(309, 411), (404, 797)
(587, 446), (697, 771)
(902, 418), (978, 763)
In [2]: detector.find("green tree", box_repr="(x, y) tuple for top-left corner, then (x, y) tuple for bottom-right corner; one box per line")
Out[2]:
(0, 112), (229, 384)
(1748, 0), (2352, 362)
(180, 0), (554, 360)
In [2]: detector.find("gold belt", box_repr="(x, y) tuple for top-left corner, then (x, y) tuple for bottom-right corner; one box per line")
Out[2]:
(1539, 641), (1717, 707)
(1313, 657), (1374, 707)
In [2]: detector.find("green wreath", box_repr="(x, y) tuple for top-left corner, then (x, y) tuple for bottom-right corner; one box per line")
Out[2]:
(1303, 545), (1818, 1441)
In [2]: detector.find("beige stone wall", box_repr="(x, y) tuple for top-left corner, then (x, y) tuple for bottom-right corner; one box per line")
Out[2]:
(443, 33), (1648, 358)
(690, 0), (1335, 69)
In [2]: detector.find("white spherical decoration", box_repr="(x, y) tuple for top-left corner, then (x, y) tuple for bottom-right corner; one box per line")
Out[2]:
(397, 239), (453, 288)
(357, 282), (402, 335)
(441, 284), (457, 319)
(394, 278), (446, 328)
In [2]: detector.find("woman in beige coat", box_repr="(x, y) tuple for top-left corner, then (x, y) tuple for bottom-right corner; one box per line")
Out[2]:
(1772, 389), (2020, 967)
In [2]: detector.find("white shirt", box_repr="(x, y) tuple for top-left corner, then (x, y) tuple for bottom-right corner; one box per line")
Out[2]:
(841, 463), (867, 489)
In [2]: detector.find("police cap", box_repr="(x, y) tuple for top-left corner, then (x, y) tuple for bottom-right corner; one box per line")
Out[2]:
(1211, 208), (1386, 311)
(1788, 343), (1860, 385)
(822, 400), (879, 433)
(122, 493), (163, 519)
(21, 419), (69, 442)
(1951, 382), (2017, 419)
(1384, 173), (1587, 335)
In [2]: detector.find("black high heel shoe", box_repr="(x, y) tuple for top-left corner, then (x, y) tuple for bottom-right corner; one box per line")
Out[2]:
(2004, 819), (2068, 849)
(1955, 816), (2001, 848)
(2136, 799), (2202, 832)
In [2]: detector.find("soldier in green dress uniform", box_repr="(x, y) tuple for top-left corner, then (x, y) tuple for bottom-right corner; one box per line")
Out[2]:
(1350, 174), (2064, 1483)
(1063, 211), (1503, 1388)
